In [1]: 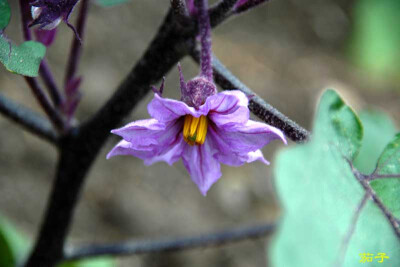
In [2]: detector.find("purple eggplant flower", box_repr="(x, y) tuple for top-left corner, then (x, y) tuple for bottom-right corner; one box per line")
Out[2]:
(107, 69), (286, 195)
(29, 0), (80, 39)
(108, 0), (286, 195)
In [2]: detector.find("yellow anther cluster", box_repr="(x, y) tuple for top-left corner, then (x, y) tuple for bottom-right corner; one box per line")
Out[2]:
(183, 115), (208, 145)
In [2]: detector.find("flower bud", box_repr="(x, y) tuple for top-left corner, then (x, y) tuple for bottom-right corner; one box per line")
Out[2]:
(184, 76), (217, 108)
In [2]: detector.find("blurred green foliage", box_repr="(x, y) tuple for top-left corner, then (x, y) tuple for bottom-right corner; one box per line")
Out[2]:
(350, 0), (400, 81)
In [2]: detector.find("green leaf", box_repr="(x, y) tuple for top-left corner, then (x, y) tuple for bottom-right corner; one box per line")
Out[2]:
(376, 133), (400, 176)
(354, 111), (397, 174)
(352, 110), (399, 219)
(313, 89), (363, 160)
(59, 257), (116, 267)
(0, 0), (10, 30)
(0, 216), (29, 267)
(270, 89), (400, 267)
(371, 133), (400, 219)
(95, 0), (130, 7)
(0, 37), (46, 77)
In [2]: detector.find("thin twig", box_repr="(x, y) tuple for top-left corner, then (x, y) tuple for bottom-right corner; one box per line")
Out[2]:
(63, 223), (275, 261)
(64, 0), (90, 87)
(40, 60), (64, 107)
(0, 93), (58, 144)
(21, 0), (64, 108)
(190, 50), (310, 142)
(19, 0), (65, 131)
(24, 77), (65, 131)
(335, 193), (369, 267)
(209, 0), (238, 27)
(233, 0), (270, 14)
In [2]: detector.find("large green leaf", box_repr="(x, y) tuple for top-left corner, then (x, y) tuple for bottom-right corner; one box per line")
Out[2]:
(0, 216), (29, 267)
(0, 37), (46, 77)
(270, 89), (400, 267)
(95, 0), (130, 7)
(0, 0), (10, 30)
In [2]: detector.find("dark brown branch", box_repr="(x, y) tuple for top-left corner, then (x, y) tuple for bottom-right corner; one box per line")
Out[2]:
(0, 93), (58, 144)
(170, 0), (190, 22)
(190, 50), (310, 142)
(63, 223), (275, 261)
(209, 0), (239, 27)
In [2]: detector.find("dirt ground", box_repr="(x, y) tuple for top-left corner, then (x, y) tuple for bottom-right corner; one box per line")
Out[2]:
(0, 1), (399, 266)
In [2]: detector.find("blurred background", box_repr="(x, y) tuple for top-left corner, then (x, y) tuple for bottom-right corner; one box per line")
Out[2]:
(0, 0), (399, 266)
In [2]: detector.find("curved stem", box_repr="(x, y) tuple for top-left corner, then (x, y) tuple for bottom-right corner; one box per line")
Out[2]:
(40, 60), (64, 107)
(24, 77), (65, 131)
(64, 0), (90, 87)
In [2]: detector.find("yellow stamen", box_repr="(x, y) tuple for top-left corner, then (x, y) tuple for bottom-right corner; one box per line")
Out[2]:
(183, 115), (208, 145)
(183, 115), (192, 138)
(189, 116), (200, 136)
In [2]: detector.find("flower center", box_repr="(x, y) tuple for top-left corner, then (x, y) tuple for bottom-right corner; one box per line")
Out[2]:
(183, 115), (208, 145)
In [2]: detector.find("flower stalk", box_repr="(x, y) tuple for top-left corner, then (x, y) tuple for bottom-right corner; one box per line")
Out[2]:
(107, 0), (286, 195)
(197, 0), (213, 80)
(65, 0), (90, 86)
(18, 0), (65, 131)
